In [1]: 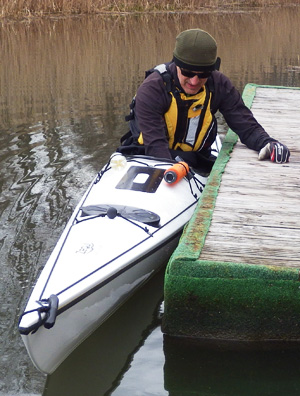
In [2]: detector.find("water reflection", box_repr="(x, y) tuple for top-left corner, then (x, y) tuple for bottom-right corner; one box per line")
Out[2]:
(0, 7), (299, 395)
(164, 337), (300, 395)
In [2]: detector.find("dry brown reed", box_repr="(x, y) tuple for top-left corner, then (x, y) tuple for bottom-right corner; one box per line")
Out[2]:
(0, 0), (299, 19)
(1, 8), (299, 131)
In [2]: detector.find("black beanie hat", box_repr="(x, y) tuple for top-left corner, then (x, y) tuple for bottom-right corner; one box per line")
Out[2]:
(173, 29), (218, 71)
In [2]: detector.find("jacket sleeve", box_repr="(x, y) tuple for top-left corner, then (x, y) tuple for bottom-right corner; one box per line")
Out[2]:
(135, 73), (172, 159)
(211, 72), (276, 151)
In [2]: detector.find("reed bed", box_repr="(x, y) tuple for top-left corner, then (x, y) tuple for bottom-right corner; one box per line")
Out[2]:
(1, 8), (299, 128)
(0, 0), (298, 19)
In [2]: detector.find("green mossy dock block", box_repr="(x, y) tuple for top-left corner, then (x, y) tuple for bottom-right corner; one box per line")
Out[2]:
(163, 261), (300, 341)
(162, 84), (300, 342)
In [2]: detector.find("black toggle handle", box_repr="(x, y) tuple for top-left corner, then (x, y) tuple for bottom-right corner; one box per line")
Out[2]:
(44, 294), (59, 329)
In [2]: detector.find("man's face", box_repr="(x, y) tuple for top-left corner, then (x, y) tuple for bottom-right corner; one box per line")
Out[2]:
(176, 66), (208, 95)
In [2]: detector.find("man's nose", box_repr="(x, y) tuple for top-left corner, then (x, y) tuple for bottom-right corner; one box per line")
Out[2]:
(189, 75), (203, 84)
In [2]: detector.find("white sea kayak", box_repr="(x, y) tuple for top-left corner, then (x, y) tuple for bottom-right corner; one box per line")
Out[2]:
(18, 151), (215, 374)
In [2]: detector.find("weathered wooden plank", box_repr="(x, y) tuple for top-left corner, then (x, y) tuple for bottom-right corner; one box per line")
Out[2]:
(204, 222), (300, 239)
(200, 243), (300, 261)
(200, 241), (300, 262)
(211, 197), (300, 215)
(210, 208), (300, 225)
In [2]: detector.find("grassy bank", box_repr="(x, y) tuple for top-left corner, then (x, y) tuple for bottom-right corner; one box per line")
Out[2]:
(0, 0), (299, 19)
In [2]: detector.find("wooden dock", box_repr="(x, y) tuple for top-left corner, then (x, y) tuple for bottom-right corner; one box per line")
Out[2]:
(163, 84), (300, 343)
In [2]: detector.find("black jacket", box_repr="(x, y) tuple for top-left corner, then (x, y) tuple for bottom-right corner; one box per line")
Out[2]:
(134, 62), (275, 159)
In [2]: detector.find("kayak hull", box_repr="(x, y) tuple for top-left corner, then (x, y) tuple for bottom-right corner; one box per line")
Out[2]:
(19, 154), (208, 374)
(22, 232), (180, 374)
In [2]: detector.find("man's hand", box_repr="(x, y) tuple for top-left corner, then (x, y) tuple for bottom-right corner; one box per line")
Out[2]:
(258, 142), (290, 163)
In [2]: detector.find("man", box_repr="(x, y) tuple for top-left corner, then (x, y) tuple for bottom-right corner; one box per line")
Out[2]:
(120, 28), (290, 170)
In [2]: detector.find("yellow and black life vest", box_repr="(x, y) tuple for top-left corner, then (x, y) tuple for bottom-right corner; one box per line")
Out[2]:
(122, 63), (217, 154)
(163, 86), (215, 152)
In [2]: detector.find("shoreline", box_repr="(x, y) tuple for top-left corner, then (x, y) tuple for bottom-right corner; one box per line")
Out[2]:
(0, 1), (299, 22)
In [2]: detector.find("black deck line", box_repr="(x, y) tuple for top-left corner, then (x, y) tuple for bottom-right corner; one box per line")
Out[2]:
(55, 228), (183, 317)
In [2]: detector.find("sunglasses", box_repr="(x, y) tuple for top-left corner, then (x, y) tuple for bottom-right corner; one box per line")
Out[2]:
(180, 68), (212, 79)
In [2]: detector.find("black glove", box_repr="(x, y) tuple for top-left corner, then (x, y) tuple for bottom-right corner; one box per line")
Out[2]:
(258, 141), (290, 163)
